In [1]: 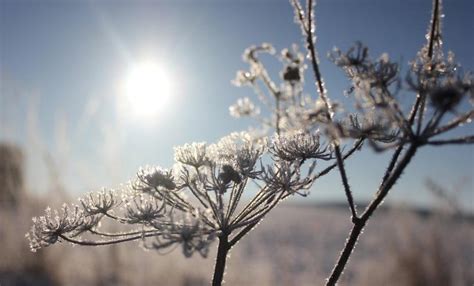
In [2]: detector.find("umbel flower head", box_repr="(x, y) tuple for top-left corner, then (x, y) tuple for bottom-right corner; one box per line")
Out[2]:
(26, 204), (97, 252)
(26, 129), (327, 260)
(134, 166), (176, 192)
(174, 142), (209, 168)
(229, 97), (260, 118)
(271, 130), (331, 161)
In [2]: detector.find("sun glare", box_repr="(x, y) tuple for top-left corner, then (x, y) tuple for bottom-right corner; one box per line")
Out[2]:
(122, 61), (172, 119)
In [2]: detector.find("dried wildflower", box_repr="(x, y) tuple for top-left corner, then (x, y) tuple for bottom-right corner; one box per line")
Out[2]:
(345, 113), (399, 143)
(174, 142), (209, 168)
(208, 132), (265, 168)
(271, 130), (330, 161)
(26, 204), (86, 252)
(328, 42), (369, 68)
(232, 70), (256, 87)
(218, 164), (241, 185)
(125, 194), (166, 224)
(280, 46), (305, 84)
(25, 2), (474, 286)
(74, 215), (102, 234)
(80, 189), (116, 215)
(261, 161), (311, 194)
(147, 213), (215, 258)
(330, 43), (399, 108)
(134, 167), (176, 191)
(229, 97), (260, 118)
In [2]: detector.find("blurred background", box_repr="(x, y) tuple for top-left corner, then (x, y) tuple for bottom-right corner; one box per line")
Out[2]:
(0, 0), (473, 285)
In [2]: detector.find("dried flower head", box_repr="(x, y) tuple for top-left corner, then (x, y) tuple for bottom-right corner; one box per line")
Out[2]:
(80, 189), (116, 215)
(134, 166), (176, 192)
(229, 97), (260, 118)
(174, 142), (209, 168)
(271, 130), (330, 161)
(26, 204), (87, 252)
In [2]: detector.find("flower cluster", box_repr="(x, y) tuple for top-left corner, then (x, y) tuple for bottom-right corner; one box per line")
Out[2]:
(231, 43), (323, 134)
(26, 204), (100, 252)
(27, 131), (325, 257)
(323, 26), (473, 149)
(229, 97), (260, 118)
(271, 130), (331, 161)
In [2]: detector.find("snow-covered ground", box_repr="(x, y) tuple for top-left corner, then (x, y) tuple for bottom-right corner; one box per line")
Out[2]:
(1, 202), (472, 286)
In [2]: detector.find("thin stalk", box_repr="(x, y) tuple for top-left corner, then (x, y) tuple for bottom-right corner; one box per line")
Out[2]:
(427, 136), (474, 145)
(380, 143), (404, 185)
(59, 232), (159, 246)
(334, 147), (358, 219)
(326, 144), (419, 286)
(302, 0), (358, 218)
(427, 0), (440, 59)
(311, 139), (363, 181)
(276, 95), (282, 135)
(325, 220), (365, 286)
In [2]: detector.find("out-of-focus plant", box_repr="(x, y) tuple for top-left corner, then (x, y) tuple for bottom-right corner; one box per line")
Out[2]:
(27, 0), (473, 285)
(232, 0), (473, 284)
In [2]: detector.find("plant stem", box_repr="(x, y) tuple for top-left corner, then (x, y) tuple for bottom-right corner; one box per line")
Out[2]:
(334, 146), (358, 220)
(325, 220), (365, 286)
(275, 95), (281, 135)
(301, 0), (358, 221)
(212, 233), (230, 286)
(325, 144), (418, 286)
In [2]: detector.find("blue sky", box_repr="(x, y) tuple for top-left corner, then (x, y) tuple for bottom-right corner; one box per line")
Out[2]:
(1, 0), (473, 209)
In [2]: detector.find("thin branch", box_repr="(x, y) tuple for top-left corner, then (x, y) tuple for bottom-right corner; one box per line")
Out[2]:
(326, 143), (419, 286)
(427, 135), (474, 146)
(380, 143), (404, 185)
(299, 0), (360, 220)
(325, 221), (365, 286)
(363, 144), (418, 220)
(311, 139), (363, 181)
(334, 147), (358, 219)
(306, 0), (328, 104)
(88, 228), (158, 238)
(427, 0), (440, 59)
(431, 110), (474, 136)
(58, 232), (160, 247)
(275, 95), (282, 135)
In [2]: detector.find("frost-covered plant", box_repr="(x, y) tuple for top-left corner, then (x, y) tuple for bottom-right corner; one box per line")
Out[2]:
(28, 0), (473, 285)
(27, 131), (336, 286)
(232, 0), (472, 284)
(231, 43), (323, 135)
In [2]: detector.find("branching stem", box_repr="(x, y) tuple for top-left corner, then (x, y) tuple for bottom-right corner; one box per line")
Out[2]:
(326, 144), (418, 285)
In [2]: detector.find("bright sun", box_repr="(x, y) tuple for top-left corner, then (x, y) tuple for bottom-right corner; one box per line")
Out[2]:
(122, 61), (172, 118)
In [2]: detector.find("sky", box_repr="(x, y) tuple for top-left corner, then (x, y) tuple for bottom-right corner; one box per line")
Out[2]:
(0, 0), (473, 210)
